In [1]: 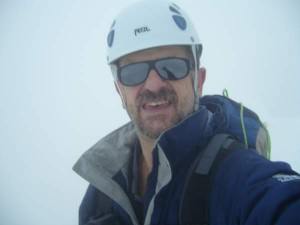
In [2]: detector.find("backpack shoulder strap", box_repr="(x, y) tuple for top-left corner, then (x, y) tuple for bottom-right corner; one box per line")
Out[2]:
(194, 133), (234, 175)
(180, 134), (244, 225)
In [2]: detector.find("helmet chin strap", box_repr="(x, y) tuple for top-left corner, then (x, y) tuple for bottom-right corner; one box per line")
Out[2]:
(191, 45), (199, 111)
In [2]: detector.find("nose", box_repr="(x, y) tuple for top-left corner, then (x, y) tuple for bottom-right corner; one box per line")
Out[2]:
(142, 69), (167, 92)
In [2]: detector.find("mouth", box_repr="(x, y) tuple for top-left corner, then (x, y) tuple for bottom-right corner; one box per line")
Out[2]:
(137, 87), (177, 114)
(143, 100), (171, 111)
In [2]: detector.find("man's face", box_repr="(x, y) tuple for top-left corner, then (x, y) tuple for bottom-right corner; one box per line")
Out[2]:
(116, 46), (204, 139)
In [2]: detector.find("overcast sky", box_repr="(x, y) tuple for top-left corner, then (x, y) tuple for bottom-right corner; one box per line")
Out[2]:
(0, 1), (299, 225)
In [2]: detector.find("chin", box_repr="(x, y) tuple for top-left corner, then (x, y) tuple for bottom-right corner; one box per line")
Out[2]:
(139, 119), (177, 139)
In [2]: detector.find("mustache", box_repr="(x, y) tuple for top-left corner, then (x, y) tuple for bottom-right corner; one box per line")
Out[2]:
(136, 87), (178, 107)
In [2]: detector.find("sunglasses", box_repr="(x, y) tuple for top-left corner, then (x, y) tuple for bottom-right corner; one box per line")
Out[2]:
(117, 57), (192, 86)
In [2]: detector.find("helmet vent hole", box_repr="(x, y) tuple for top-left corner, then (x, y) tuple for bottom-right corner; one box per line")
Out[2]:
(169, 6), (181, 15)
(171, 3), (180, 10)
(172, 15), (187, 30)
(107, 30), (115, 47)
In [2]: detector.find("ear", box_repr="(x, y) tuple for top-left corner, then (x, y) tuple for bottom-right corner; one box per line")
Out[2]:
(114, 81), (127, 109)
(197, 67), (206, 96)
(114, 82), (120, 94)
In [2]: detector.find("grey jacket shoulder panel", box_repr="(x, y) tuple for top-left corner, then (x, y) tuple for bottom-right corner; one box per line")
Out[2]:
(73, 122), (137, 180)
(73, 122), (139, 225)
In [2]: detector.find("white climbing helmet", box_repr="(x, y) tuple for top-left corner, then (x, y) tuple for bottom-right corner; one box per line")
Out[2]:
(106, 0), (203, 110)
(106, 0), (202, 64)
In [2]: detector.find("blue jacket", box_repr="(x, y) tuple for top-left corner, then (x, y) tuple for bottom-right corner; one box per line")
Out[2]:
(73, 96), (300, 225)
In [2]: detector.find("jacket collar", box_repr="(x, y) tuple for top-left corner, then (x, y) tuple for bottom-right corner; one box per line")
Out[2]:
(73, 122), (140, 225)
(73, 104), (214, 225)
(73, 105), (213, 181)
(73, 122), (137, 180)
(156, 106), (213, 169)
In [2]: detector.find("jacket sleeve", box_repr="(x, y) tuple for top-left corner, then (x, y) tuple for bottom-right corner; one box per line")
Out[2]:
(210, 148), (300, 225)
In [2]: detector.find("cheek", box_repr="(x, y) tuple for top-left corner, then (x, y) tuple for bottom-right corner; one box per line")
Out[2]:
(122, 87), (140, 105)
(173, 79), (195, 112)
(176, 78), (194, 99)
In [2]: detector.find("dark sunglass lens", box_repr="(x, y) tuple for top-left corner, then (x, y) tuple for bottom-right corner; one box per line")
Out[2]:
(156, 58), (189, 80)
(119, 63), (149, 86)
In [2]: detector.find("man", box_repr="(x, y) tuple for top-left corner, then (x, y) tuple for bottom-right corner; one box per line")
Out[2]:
(73, 1), (300, 224)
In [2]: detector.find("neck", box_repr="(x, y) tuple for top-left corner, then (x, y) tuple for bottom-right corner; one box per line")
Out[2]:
(139, 134), (155, 169)
(137, 133), (156, 196)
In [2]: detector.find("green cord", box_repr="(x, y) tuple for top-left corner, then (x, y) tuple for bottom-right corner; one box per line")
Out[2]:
(262, 123), (272, 159)
(223, 88), (229, 97)
(240, 103), (249, 148)
(223, 89), (270, 158)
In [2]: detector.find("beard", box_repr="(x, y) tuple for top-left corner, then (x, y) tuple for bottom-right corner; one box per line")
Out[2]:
(127, 87), (190, 139)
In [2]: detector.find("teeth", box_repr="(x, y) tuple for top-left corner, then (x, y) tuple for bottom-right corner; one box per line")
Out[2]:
(148, 100), (167, 106)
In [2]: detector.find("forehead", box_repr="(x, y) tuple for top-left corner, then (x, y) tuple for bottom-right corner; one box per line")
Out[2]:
(118, 45), (190, 66)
